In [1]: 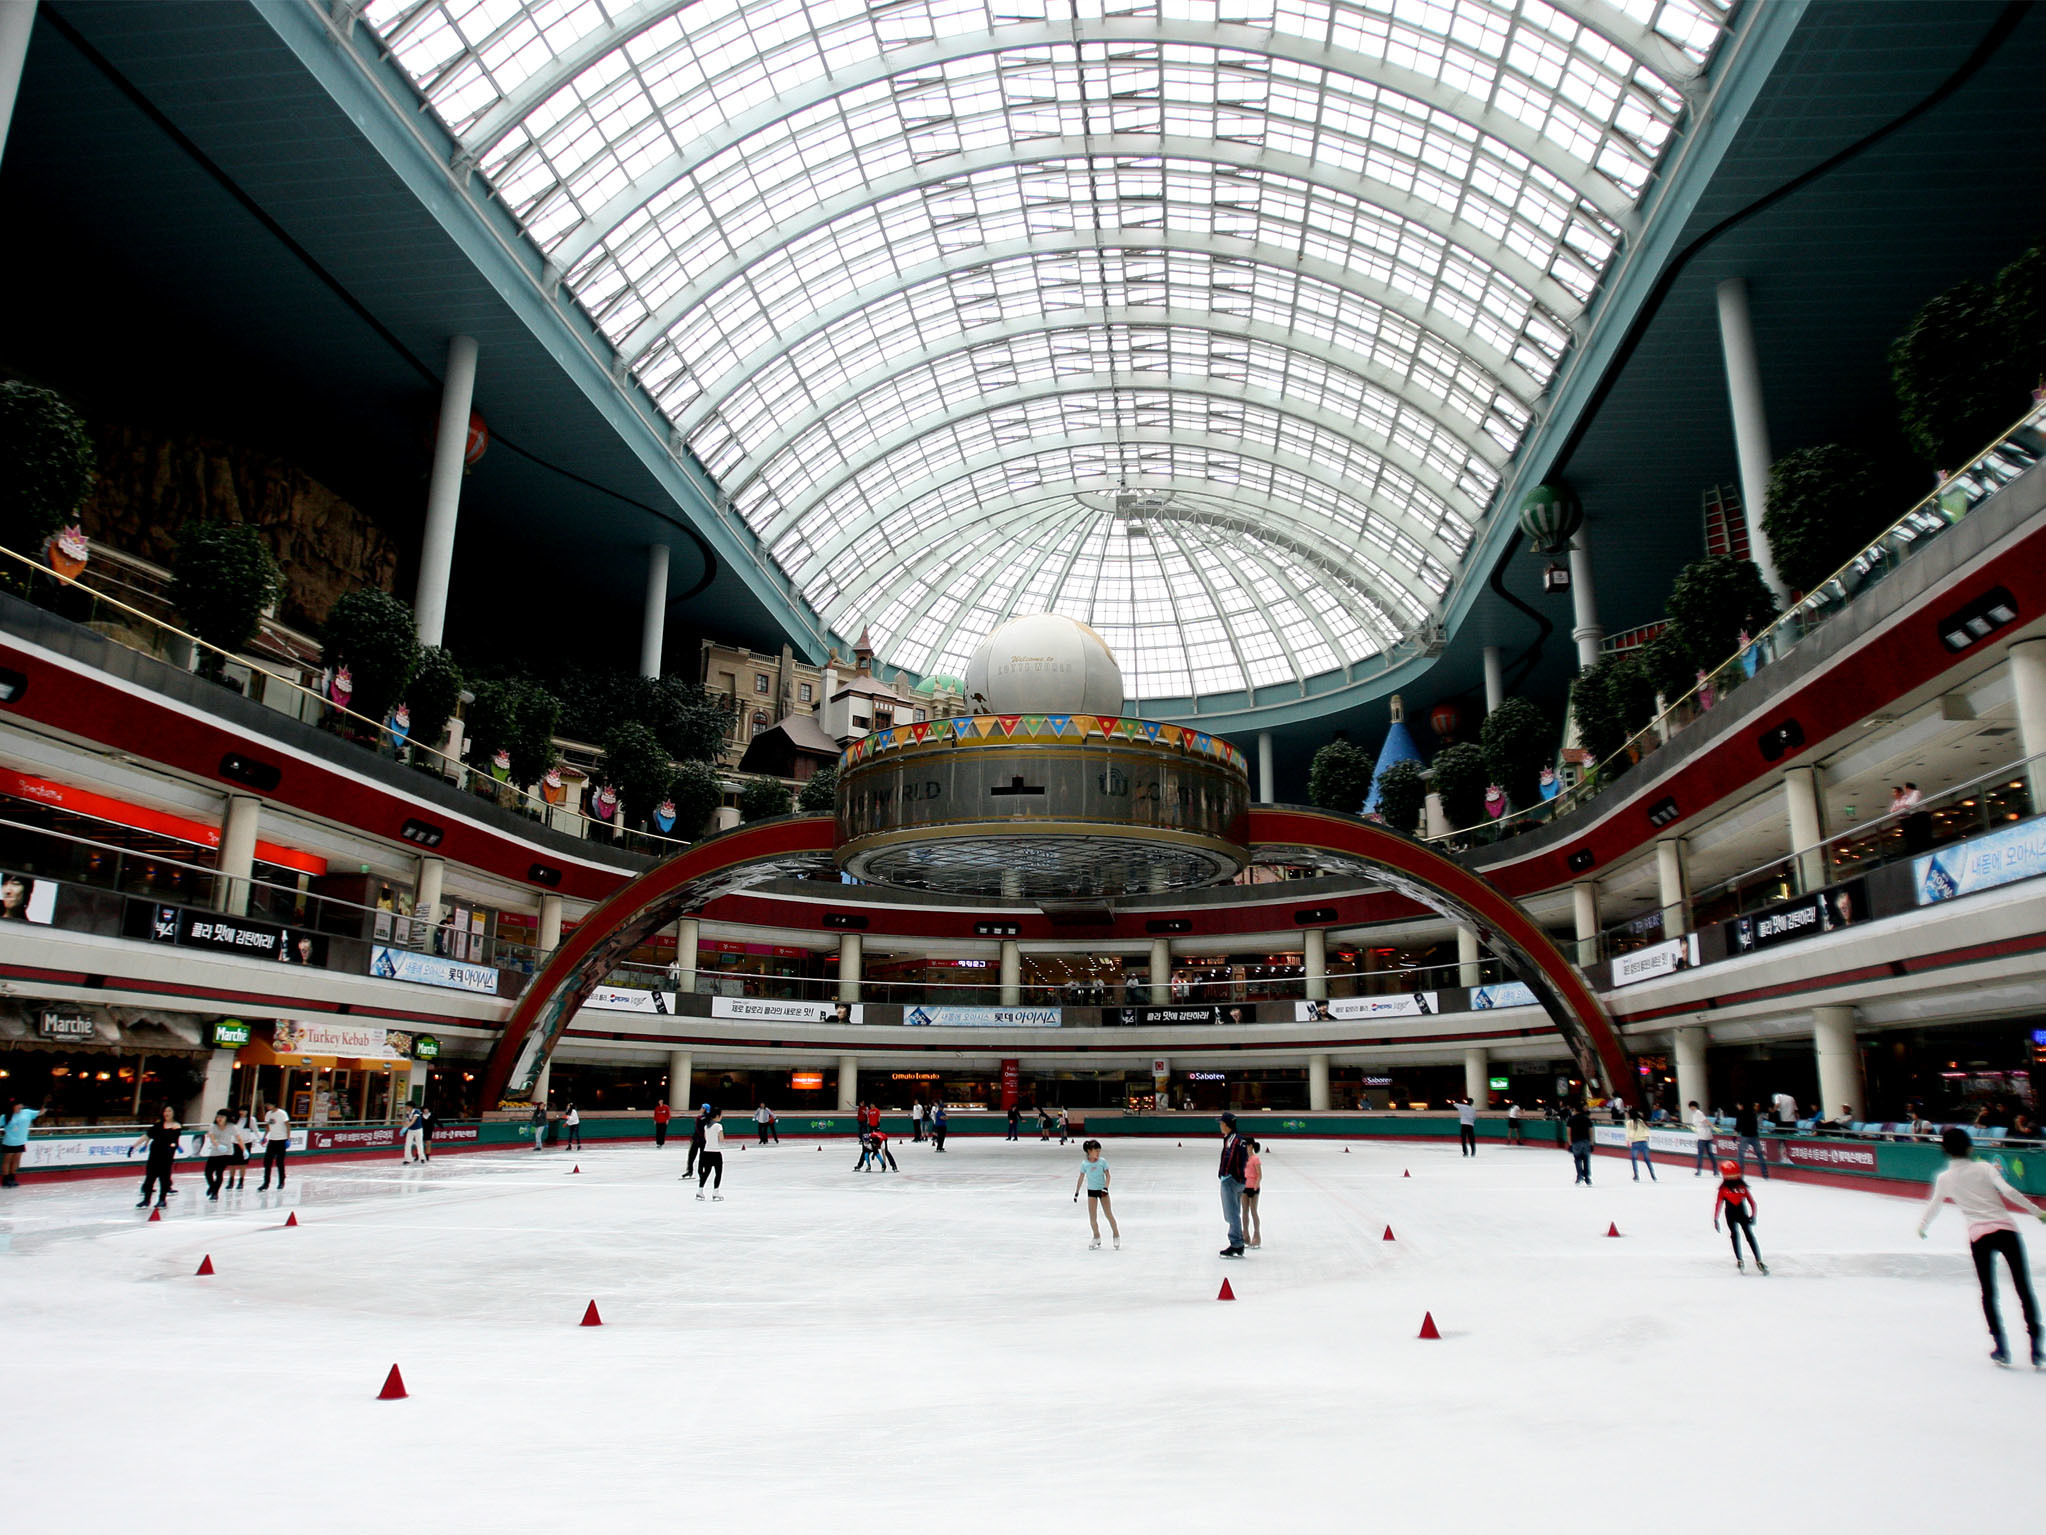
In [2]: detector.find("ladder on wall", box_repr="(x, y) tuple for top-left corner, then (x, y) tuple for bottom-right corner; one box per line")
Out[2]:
(1702, 483), (1751, 563)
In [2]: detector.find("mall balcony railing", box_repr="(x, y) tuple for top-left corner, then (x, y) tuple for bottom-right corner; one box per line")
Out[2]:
(0, 812), (524, 990)
(1431, 397), (2046, 851)
(1579, 750), (2046, 967)
(0, 543), (693, 859)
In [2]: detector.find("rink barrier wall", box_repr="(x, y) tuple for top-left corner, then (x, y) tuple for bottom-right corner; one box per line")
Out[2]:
(19, 1114), (2042, 1205)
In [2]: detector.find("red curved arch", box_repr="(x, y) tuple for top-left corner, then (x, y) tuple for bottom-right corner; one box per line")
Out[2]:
(480, 805), (1633, 1108)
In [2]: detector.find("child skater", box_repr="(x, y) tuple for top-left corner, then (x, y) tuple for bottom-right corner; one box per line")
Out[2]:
(1918, 1127), (2044, 1368)
(1712, 1158), (1766, 1274)
(1241, 1137), (1263, 1248)
(1071, 1138), (1119, 1249)
(696, 1107), (726, 1200)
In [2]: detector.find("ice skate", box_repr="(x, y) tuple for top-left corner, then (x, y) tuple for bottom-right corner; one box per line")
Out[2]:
(1112, 1237), (1121, 1249)
(2031, 1339), (2044, 1370)
(1089, 1237), (1100, 1249)
(1756, 1261), (1768, 1275)
(1736, 1258), (1744, 1273)
(712, 1194), (725, 1201)
(696, 1192), (706, 1201)
(1219, 1245), (1244, 1257)
(1990, 1345), (2012, 1367)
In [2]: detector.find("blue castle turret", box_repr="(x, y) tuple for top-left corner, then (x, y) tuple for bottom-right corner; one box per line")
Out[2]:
(1362, 694), (1425, 813)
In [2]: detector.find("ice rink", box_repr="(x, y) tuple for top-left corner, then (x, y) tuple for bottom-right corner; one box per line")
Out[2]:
(2, 1131), (2038, 1527)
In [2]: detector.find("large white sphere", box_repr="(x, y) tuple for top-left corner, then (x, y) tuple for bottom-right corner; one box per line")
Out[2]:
(964, 614), (1125, 717)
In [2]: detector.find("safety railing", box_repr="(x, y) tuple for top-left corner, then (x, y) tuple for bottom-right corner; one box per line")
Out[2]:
(1434, 397), (2046, 848)
(0, 542), (692, 856)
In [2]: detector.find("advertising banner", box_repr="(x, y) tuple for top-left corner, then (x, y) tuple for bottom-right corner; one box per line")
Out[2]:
(272, 1020), (411, 1061)
(1707, 1134), (1878, 1173)
(585, 986), (677, 1014)
(304, 1124), (479, 1152)
(17, 1127), (307, 1171)
(129, 901), (328, 966)
(1001, 1058), (1021, 1111)
(0, 868), (57, 924)
(1610, 934), (1702, 988)
(1913, 819), (2046, 905)
(1469, 981), (1537, 1009)
(1107, 1004), (1230, 1026)
(1726, 880), (1866, 957)
(1293, 993), (1437, 1022)
(710, 996), (864, 1024)
(904, 1005), (1061, 1028)
(1592, 1126), (1705, 1154)
(371, 945), (499, 995)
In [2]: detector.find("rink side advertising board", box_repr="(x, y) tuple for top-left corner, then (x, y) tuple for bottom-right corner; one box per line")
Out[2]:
(1712, 1133), (1878, 1172)
(304, 1124), (480, 1152)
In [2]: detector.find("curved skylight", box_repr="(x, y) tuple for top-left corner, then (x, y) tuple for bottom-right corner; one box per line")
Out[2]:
(365, 0), (1729, 699)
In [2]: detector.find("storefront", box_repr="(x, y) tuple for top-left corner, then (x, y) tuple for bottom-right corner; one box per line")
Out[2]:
(231, 1020), (439, 1125)
(699, 938), (818, 998)
(865, 956), (996, 1005)
(0, 1001), (213, 1124)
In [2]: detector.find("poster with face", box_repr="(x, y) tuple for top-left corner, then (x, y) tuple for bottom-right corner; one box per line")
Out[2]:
(0, 870), (57, 924)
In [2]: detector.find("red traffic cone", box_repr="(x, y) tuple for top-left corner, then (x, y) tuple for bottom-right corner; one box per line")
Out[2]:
(1403, 1169), (1411, 1178)
(580, 1300), (603, 1327)
(1606, 1222), (1622, 1238)
(1217, 1279), (1236, 1301)
(195, 1254), (215, 1275)
(377, 1364), (408, 1400)
(571, 1165), (580, 1174)
(147, 1206), (162, 1222)
(1382, 1225), (1396, 1241)
(284, 1211), (299, 1228)
(1418, 1311), (1441, 1339)
(1343, 1146), (1350, 1153)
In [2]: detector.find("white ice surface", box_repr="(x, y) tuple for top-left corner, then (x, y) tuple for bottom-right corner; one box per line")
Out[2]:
(2, 1135), (2039, 1527)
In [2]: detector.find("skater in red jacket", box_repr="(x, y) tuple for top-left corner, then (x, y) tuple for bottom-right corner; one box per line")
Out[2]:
(1713, 1159), (1767, 1274)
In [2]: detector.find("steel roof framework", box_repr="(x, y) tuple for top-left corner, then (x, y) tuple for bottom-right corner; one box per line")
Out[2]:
(364, 0), (1728, 697)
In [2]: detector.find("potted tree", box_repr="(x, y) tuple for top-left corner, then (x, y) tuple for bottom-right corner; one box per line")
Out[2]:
(168, 521), (281, 687)
(738, 776), (793, 822)
(321, 588), (421, 740)
(1372, 759), (1427, 835)
(1307, 737), (1374, 812)
(0, 381), (96, 591)
(1477, 697), (1552, 812)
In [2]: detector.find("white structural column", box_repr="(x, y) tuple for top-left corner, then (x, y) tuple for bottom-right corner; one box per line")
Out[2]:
(414, 335), (480, 647)
(1812, 1005), (1866, 1122)
(1674, 1026), (1709, 1114)
(1457, 927), (1482, 988)
(1568, 530), (1603, 670)
(2009, 639), (2046, 812)
(1464, 1047), (1490, 1105)
(1655, 838), (1688, 938)
(537, 893), (565, 954)
(1572, 879), (1600, 967)
(1715, 277), (1791, 605)
(837, 932), (862, 1002)
(0, 0), (35, 168)
(185, 1047), (236, 1125)
(999, 940), (1020, 1006)
(1149, 936), (1171, 1004)
(1783, 765), (1825, 892)
(213, 794), (260, 916)
(1302, 927), (1327, 1002)
(533, 1060), (552, 1109)
(640, 543), (671, 678)
(1482, 645), (1505, 714)
(414, 855), (445, 933)
(666, 1050), (694, 1111)
(1256, 732), (1275, 804)
(836, 1055), (859, 1111)
(1308, 1054), (1331, 1111)
(674, 917), (699, 994)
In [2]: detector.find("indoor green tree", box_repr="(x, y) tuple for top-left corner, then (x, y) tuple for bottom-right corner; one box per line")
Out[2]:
(404, 646), (465, 766)
(1477, 697), (1552, 810)
(599, 719), (677, 826)
(797, 760), (839, 814)
(1372, 758), (1427, 835)
(1570, 654), (1658, 768)
(321, 588), (421, 727)
(466, 677), (561, 787)
(168, 521), (281, 681)
(667, 758), (725, 840)
(1763, 444), (1889, 595)
(1306, 737), (1374, 812)
(738, 776), (793, 822)
(1664, 556), (1777, 673)
(0, 380), (96, 560)
(1889, 277), (2028, 467)
(1430, 741), (1490, 828)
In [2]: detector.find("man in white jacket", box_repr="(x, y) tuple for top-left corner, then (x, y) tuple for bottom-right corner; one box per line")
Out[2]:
(1918, 1128), (2045, 1367)
(1688, 1100), (1716, 1176)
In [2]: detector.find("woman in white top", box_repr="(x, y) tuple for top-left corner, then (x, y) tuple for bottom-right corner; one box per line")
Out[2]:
(696, 1108), (727, 1200)
(564, 1103), (582, 1151)
(1918, 1127), (2045, 1367)
(201, 1111), (246, 1200)
(1688, 1100), (1716, 1176)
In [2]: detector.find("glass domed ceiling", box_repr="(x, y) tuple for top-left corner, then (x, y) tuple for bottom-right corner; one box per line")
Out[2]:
(364, 0), (1730, 700)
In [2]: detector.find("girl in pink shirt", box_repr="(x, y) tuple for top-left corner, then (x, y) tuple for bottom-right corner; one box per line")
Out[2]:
(1241, 1140), (1264, 1248)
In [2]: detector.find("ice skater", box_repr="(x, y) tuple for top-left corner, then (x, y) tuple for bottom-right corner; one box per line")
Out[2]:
(696, 1107), (727, 1200)
(1057, 1106), (1071, 1145)
(229, 1106), (257, 1189)
(686, 1104), (707, 1178)
(1241, 1137), (1263, 1247)
(931, 1103), (948, 1151)
(200, 1110), (242, 1199)
(1505, 1100), (1523, 1145)
(754, 1103), (778, 1144)
(1713, 1158), (1766, 1274)
(1688, 1100), (1715, 1175)
(1917, 1127), (2044, 1367)
(1626, 1108), (1657, 1181)
(1072, 1138), (1119, 1248)
(910, 1100), (925, 1141)
(257, 1100), (290, 1189)
(563, 1102), (582, 1151)
(2, 1096), (41, 1187)
(529, 1100), (549, 1153)
(1457, 1096), (1478, 1155)
(1733, 1102), (1771, 1179)
(130, 1104), (183, 1209)
(402, 1103), (428, 1164)
(1567, 1104), (1593, 1186)
(1006, 1103), (1020, 1140)
(855, 1129), (897, 1172)
(1216, 1111), (1249, 1257)
(652, 1100), (671, 1148)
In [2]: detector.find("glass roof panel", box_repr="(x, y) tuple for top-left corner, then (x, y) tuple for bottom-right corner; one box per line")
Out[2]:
(364, 0), (1729, 699)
